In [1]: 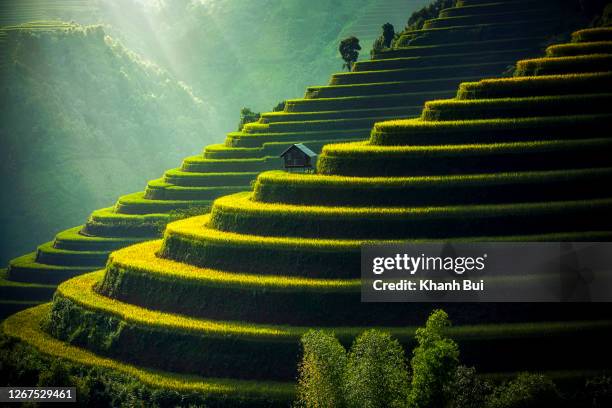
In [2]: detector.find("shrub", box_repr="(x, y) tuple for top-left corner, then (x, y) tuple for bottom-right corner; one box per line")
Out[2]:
(295, 330), (347, 408)
(339, 37), (361, 71)
(238, 107), (261, 131)
(407, 309), (460, 408)
(445, 366), (492, 408)
(406, 0), (457, 31)
(273, 101), (286, 112)
(584, 375), (612, 408)
(485, 373), (562, 408)
(343, 330), (409, 408)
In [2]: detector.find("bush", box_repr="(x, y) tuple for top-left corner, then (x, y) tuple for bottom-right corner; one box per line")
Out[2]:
(295, 330), (347, 408)
(343, 330), (409, 408)
(339, 37), (361, 71)
(485, 373), (561, 408)
(406, 0), (457, 31)
(407, 309), (460, 408)
(238, 107), (261, 131)
(445, 366), (492, 408)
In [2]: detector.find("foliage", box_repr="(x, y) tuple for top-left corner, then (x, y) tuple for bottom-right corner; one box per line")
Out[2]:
(339, 36), (361, 71)
(445, 366), (492, 408)
(295, 330), (347, 408)
(407, 309), (459, 408)
(406, 0), (457, 31)
(484, 373), (562, 408)
(343, 330), (409, 408)
(238, 107), (261, 131)
(273, 101), (287, 112)
(382, 22), (395, 48)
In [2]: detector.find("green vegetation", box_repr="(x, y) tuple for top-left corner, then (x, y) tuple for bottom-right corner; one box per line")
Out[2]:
(339, 36), (362, 71)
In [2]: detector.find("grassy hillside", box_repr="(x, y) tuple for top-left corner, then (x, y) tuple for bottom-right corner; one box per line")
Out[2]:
(0, 23), (215, 266)
(3, 3), (612, 405)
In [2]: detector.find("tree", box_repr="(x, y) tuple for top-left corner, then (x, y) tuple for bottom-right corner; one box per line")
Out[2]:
(382, 23), (395, 48)
(407, 309), (460, 408)
(445, 366), (492, 408)
(295, 330), (347, 408)
(237, 107), (260, 131)
(485, 373), (561, 408)
(339, 36), (361, 71)
(343, 330), (409, 408)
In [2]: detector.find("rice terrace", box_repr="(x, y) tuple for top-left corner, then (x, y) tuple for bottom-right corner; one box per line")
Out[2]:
(1, 0), (612, 407)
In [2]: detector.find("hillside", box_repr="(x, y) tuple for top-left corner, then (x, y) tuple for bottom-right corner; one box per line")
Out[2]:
(0, 23), (215, 267)
(2, 23), (612, 405)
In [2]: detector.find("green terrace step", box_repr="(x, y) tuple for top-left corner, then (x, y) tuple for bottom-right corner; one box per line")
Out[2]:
(82, 207), (169, 237)
(440, 1), (558, 18)
(0, 269), (55, 302)
(572, 27), (612, 43)
(145, 179), (249, 201)
(421, 94), (612, 121)
(515, 54), (612, 76)
(114, 191), (212, 215)
(204, 137), (364, 160)
(253, 168), (612, 207)
(7, 252), (92, 285)
(424, 8), (554, 29)
(0, 301), (44, 320)
(286, 90), (456, 112)
(457, 72), (612, 99)
(163, 169), (259, 187)
(240, 115), (403, 134)
(317, 137), (612, 177)
(259, 105), (420, 123)
(457, 0), (537, 6)
(226, 128), (372, 149)
(1, 305), (294, 407)
(373, 36), (547, 59)
(329, 61), (514, 85)
(307, 77), (482, 98)
(35, 241), (108, 267)
(397, 18), (562, 47)
(51, 270), (612, 379)
(53, 226), (146, 251)
(355, 47), (540, 71)
(370, 115), (612, 145)
(209, 192), (612, 240)
(160, 215), (612, 280)
(546, 41), (612, 57)
(180, 156), (280, 173)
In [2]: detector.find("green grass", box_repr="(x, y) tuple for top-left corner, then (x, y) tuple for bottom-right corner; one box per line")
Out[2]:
(546, 41), (612, 57)
(306, 78), (473, 99)
(7, 252), (93, 284)
(48, 272), (612, 379)
(421, 94), (612, 121)
(440, 1), (554, 18)
(163, 169), (258, 187)
(514, 54), (612, 76)
(423, 8), (552, 29)
(286, 90), (455, 112)
(35, 241), (108, 267)
(572, 27), (612, 43)
(180, 156), (278, 173)
(260, 106), (420, 122)
(370, 114), (612, 145)
(53, 226), (146, 251)
(317, 138), (612, 177)
(114, 191), (212, 215)
(457, 72), (612, 99)
(253, 168), (612, 207)
(241, 116), (396, 134)
(209, 191), (612, 239)
(355, 48), (538, 72)
(1, 304), (295, 405)
(329, 61), (512, 85)
(145, 179), (249, 201)
(83, 207), (170, 237)
(226, 128), (371, 149)
(396, 18), (561, 47)
(0, 269), (56, 301)
(372, 36), (546, 60)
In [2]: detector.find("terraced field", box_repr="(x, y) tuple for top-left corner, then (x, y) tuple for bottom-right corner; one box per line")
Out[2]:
(3, 25), (611, 405)
(0, 0), (576, 319)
